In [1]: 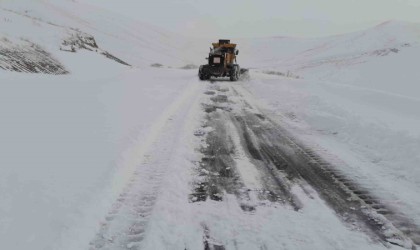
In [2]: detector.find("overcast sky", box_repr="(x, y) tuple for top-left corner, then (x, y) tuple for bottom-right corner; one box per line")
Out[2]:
(84, 0), (420, 38)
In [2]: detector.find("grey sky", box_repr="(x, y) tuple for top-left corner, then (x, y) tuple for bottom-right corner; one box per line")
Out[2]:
(84, 0), (420, 38)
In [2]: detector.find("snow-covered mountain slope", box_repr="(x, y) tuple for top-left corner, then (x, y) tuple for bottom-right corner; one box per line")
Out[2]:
(0, 0), (202, 74)
(241, 21), (420, 98)
(0, 37), (69, 74)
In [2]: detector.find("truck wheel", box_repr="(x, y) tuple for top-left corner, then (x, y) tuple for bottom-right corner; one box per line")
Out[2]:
(199, 66), (210, 81)
(199, 73), (208, 80)
(230, 66), (239, 81)
(199, 71), (210, 80)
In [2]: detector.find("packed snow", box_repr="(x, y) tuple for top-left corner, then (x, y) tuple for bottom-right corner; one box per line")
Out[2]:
(239, 20), (420, 228)
(1, 0), (420, 249)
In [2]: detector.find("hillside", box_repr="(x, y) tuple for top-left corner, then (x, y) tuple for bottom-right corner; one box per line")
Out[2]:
(0, 0), (203, 74)
(241, 21), (420, 97)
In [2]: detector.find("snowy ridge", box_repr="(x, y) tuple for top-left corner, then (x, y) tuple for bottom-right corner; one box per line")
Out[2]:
(241, 20), (420, 69)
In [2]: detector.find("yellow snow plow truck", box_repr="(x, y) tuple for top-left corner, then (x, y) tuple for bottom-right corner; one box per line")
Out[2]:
(198, 39), (241, 81)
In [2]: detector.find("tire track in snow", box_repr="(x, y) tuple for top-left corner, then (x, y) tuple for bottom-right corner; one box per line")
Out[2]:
(191, 79), (419, 249)
(230, 83), (420, 248)
(191, 82), (303, 216)
(89, 79), (201, 250)
(187, 80), (400, 249)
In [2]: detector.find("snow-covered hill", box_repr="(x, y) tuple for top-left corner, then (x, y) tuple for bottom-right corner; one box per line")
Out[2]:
(0, 0), (204, 74)
(241, 20), (420, 97)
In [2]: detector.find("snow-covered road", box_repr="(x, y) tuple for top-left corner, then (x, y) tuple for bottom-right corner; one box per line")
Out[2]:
(84, 71), (419, 249)
(89, 71), (204, 249)
(1, 66), (419, 249)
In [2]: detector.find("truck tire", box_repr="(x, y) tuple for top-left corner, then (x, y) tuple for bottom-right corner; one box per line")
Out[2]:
(199, 73), (209, 80)
(199, 65), (210, 81)
(230, 66), (239, 81)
